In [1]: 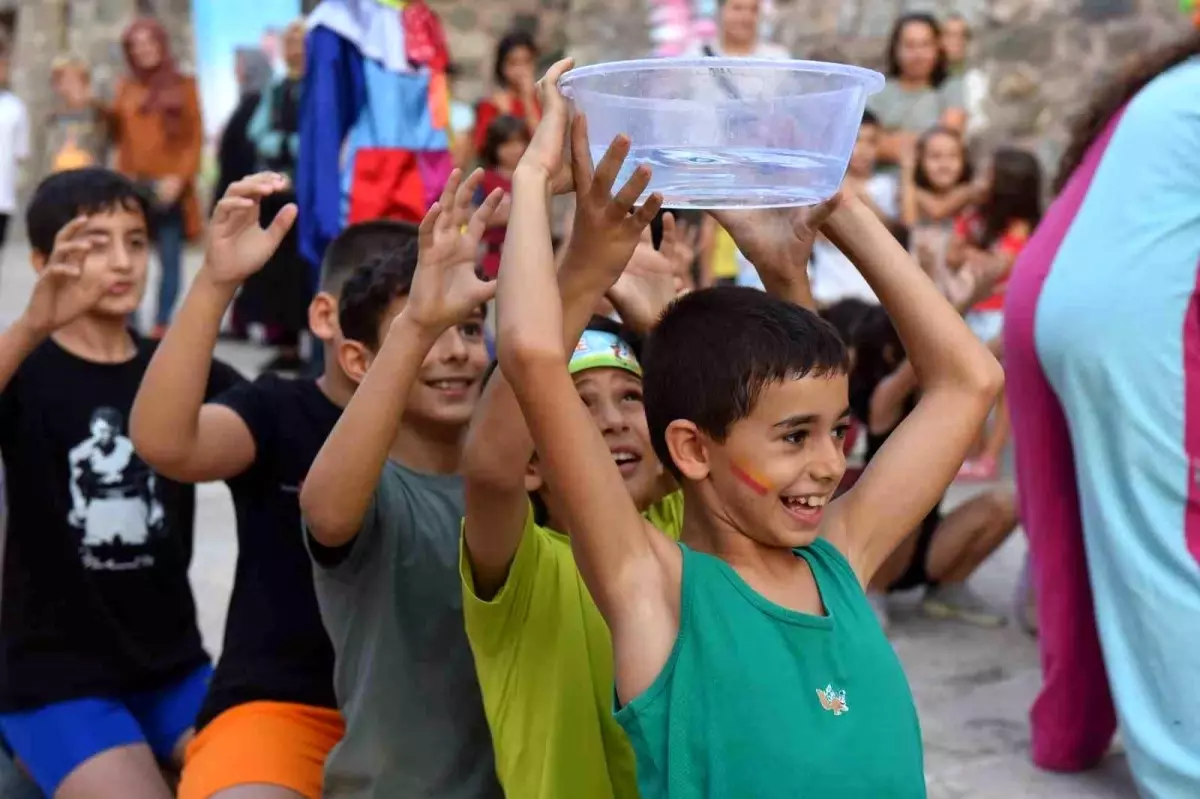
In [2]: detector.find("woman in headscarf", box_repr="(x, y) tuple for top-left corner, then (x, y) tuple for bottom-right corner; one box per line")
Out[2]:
(111, 17), (204, 338)
(1004, 30), (1200, 796)
(241, 19), (311, 372)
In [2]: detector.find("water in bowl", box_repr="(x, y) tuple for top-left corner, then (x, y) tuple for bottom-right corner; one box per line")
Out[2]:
(595, 146), (847, 209)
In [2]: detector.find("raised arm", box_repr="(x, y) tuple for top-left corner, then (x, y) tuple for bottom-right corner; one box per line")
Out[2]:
(821, 195), (1004, 585)
(0, 217), (114, 394)
(301, 170), (503, 548)
(131, 173), (296, 482)
(496, 84), (679, 700)
(463, 70), (666, 596)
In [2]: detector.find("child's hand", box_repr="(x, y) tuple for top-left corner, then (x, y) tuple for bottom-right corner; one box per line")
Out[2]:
(517, 58), (575, 194)
(712, 193), (843, 289)
(607, 213), (684, 331)
(19, 216), (110, 336)
(404, 169), (505, 334)
(563, 116), (664, 291)
(203, 173), (297, 289)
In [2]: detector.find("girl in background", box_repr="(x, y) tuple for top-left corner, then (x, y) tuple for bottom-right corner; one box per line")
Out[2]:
(475, 114), (529, 280)
(949, 147), (1042, 480)
(111, 17), (204, 337)
(473, 31), (541, 160)
(46, 56), (110, 174)
(901, 126), (976, 229)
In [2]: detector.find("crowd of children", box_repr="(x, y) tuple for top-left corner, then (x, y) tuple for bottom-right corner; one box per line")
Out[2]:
(0, 45), (1031, 796)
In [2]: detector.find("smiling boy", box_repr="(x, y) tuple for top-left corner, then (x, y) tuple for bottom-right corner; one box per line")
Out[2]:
(497, 63), (1004, 797)
(0, 168), (242, 798)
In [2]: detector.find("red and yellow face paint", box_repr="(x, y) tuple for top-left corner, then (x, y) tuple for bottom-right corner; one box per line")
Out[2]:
(730, 461), (772, 497)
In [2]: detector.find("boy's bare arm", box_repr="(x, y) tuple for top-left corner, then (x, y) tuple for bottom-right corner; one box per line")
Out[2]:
(822, 195), (1004, 585)
(302, 171), (504, 548)
(0, 217), (114, 394)
(463, 107), (664, 597)
(496, 68), (679, 699)
(132, 174), (295, 482)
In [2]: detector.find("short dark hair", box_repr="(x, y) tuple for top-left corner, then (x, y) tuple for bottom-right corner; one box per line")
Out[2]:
(337, 242), (420, 350)
(26, 168), (149, 257)
(885, 13), (949, 88)
(493, 30), (538, 89)
(480, 114), (530, 169)
(319, 220), (420, 295)
(860, 108), (880, 128)
(643, 287), (850, 478)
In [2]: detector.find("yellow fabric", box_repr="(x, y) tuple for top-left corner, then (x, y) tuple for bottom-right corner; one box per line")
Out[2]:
(461, 492), (684, 799)
(711, 226), (739, 279)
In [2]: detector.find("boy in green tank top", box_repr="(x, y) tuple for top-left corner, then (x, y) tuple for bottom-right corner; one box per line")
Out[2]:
(495, 59), (1005, 798)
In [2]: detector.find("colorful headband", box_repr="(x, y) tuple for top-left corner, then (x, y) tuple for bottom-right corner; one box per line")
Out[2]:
(569, 329), (642, 378)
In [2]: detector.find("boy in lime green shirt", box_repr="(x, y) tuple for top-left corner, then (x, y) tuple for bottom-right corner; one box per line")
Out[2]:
(458, 92), (678, 797)
(495, 60), (1005, 798)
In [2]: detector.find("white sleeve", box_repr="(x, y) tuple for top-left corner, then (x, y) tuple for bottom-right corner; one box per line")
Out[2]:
(14, 101), (29, 160)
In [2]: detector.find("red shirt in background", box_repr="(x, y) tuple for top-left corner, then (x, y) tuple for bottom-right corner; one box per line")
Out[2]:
(473, 95), (540, 156)
(477, 169), (512, 280)
(954, 210), (1031, 312)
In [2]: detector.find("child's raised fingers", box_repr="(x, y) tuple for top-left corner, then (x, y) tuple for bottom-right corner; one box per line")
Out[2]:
(467, 188), (506, 241)
(53, 216), (90, 248)
(454, 169), (484, 225)
(590, 135), (631, 199)
(537, 58), (574, 111)
(418, 202), (443, 251)
(628, 193), (664, 231)
(569, 114), (595, 190)
(436, 170), (464, 222)
(610, 163), (651, 215)
(660, 212), (678, 255)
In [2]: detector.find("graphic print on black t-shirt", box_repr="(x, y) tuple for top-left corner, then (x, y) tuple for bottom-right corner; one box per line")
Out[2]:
(67, 405), (165, 570)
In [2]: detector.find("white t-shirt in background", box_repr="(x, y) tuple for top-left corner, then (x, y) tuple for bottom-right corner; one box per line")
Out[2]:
(0, 91), (29, 214)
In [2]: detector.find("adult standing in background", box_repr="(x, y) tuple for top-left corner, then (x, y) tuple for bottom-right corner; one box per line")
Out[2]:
(1004, 33), (1200, 796)
(685, 0), (788, 60)
(472, 31), (541, 160)
(111, 17), (204, 338)
(688, 0), (788, 290)
(0, 47), (28, 278)
(869, 13), (965, 169)
(243, 19), (311, 373)
(213, 49), (274, 208)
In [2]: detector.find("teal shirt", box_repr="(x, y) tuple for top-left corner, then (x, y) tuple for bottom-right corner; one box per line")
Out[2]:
(616, 539), (925, 798)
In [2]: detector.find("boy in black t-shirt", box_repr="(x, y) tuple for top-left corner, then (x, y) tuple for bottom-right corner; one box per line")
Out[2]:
(0, 168), (242, 798)
(130, 172), (420, 799)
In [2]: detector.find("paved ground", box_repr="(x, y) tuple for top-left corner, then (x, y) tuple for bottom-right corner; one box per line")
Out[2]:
(0, 242), (1139, 797)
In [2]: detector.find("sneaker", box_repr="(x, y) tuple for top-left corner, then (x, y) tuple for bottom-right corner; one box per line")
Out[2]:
(867, 590), (892, 633)
(922, 583), (1007, 628)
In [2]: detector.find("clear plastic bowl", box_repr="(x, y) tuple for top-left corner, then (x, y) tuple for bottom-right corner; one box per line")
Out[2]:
(559, 58), (884, 209)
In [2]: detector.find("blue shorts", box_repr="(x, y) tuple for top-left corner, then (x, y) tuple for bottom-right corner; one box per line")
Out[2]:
(0, 663), (212, 796)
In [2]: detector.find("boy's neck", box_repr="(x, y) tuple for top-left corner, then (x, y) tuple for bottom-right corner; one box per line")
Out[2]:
(388, 419), (464, 475)
(51, 316), (137, 364)
(678, 484), (805, 569)
(315, 347), (356, 409)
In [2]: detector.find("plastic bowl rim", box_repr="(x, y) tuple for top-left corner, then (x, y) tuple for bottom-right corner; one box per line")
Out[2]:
(559, 57), (886, 94)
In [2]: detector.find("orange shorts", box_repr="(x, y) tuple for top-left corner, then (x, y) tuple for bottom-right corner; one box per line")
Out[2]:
(178, 701), (344, 799)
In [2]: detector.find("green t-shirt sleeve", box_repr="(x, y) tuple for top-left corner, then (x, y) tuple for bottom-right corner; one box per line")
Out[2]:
(460, 500), (546, 657)
(644, 490), (685, 540)
(939, 75), (966, 110)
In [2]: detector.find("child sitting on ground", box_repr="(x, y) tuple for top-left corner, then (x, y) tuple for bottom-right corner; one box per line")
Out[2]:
(496, 60), (1004, 795)
(0, 168), (242, 799)
(299, 170), (506, 798)
(132, 175), (421, 799)
(948, 146), (1042, 480)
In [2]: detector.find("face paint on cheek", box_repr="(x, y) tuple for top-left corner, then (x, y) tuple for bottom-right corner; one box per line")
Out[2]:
(730, 461), (771, 497)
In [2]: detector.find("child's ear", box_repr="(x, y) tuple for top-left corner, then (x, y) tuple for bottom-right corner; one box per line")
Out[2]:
(30, 250), (48, 274)
(664, 420), (709, 482)
(524, 459), (544, 493)
(308, 292), (339, 342)
(337, 339), (372, 386)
